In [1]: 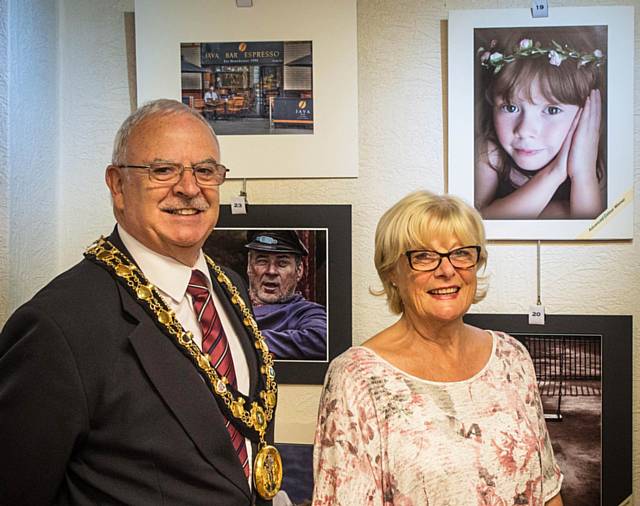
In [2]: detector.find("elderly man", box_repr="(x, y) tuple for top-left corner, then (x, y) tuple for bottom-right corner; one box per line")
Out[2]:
(245, 231), (327, 360)
(0, 100), (279, 505)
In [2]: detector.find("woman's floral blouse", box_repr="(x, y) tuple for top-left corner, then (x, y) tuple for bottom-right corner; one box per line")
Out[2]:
(313, 331), (562, 505)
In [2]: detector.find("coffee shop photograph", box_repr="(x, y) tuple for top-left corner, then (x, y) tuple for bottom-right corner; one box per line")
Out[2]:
(181, 40), (314, 135)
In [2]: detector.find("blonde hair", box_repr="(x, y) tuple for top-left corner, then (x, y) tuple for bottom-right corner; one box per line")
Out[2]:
(373, 190), (488, 314)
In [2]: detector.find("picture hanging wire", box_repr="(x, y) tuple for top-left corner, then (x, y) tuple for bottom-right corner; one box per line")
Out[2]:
(229, 179), (249, 215)
(536, 240), (542, 305)
(240, 178), (248, 201)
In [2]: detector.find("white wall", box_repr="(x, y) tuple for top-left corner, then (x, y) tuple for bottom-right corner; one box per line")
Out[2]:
(3, 0), (639, 500)
(57, 0), (134, 271)
(7, 0), (59, 313)
(0, 0), (8, 323)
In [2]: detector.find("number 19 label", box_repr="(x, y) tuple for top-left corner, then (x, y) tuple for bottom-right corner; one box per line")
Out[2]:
(531, 0), (548, 18)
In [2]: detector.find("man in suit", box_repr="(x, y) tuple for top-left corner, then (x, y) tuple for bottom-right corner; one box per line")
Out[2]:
(0, 99), (278, 505)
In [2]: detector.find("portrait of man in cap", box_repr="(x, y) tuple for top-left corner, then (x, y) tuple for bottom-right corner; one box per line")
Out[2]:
(245, 230), (327, 360)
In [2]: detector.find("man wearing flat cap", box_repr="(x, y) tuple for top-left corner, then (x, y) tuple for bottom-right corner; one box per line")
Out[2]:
(245, 231), (327, 360)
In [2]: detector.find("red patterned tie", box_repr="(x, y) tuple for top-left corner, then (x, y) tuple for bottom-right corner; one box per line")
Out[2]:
(187, 270), (250, 479)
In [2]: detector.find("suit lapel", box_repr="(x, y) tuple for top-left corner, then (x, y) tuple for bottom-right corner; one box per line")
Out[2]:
(107, 232), (252, 500)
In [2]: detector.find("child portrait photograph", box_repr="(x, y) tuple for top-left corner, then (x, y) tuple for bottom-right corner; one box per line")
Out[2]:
(448, 6), (634, 240)
(474, 25), (607, 221)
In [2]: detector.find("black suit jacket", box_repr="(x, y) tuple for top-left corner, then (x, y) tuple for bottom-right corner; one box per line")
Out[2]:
(0, 230), (274, 505)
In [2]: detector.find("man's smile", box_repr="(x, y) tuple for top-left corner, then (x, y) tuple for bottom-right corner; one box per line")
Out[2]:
(163, 208), (202, 215)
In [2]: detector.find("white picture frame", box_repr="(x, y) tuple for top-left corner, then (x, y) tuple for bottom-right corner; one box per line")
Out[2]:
(135, 0), (358, 179)
(448, 6), (634, 240)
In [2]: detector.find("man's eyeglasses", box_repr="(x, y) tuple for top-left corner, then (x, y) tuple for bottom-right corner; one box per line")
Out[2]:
(405, 246), (481, 272)
(118, 162), (228, 186)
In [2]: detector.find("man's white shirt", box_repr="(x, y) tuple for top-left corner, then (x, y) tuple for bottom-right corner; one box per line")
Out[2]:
(204, 90), (219, 102)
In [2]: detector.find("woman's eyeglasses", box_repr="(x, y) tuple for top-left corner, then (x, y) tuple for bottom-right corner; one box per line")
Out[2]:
(405, 246), (481, 272)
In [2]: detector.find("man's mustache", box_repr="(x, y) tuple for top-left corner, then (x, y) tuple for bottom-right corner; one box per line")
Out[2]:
(159, 196), (210, 212)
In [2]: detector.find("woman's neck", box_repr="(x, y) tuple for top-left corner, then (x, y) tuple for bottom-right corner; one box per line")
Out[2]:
(397, 313), (468, 352)
(365, 315), (489, 382)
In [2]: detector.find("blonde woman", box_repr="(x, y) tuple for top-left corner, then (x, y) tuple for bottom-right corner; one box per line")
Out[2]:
(313, 191), (563, 505)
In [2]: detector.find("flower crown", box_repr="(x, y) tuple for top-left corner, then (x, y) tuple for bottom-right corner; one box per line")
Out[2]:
(478, 38), (605, 74)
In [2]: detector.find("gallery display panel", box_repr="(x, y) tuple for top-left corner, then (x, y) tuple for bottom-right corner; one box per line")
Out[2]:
(464, 313), (632, 506)
(206, 205), (352, 384)
(136, 0), (358, 179)
(448, 6), (634, 240)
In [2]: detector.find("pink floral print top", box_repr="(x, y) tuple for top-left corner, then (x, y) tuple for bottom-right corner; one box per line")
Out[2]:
(313, 331), (562, 505)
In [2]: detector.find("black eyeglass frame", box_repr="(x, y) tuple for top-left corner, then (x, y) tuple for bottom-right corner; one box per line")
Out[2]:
(117, 162), (229, 186)
(404, 245), (482, 272)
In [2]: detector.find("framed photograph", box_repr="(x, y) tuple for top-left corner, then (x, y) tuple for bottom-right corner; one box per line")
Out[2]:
(181, 40), (314, 136)
(448, 7), (634, 240)
(135, 0), (358, 179)
(464, 313), (632, 506)
(204, 205), (351, 384)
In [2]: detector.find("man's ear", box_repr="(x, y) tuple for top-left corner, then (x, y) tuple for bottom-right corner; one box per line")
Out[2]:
(105, 165), (126, 210)
(246, 252), (253, 277)
(295, 260), (304, 283)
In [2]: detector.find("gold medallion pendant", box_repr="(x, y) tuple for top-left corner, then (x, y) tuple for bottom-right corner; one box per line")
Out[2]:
(253, 445), (283, 500)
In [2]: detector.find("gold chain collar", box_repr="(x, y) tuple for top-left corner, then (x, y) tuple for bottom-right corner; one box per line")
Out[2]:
(84, 236), (278, 445)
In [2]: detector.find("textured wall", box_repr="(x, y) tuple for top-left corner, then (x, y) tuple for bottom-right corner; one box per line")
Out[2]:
(57, 0), (134, 272)
(0, 0), (8, 323)
(7, 0), (59, 313)
(3, 0), (639, 500)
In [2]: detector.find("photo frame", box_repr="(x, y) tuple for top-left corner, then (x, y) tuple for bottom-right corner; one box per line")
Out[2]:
(205, 205), (351, 384)
(448, 6), (634, 240)
(135, 0), (358, 179)
(463, 313), (632, 506)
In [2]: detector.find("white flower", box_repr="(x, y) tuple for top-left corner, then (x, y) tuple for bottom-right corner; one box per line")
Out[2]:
(548, 50), (565, 66)
(594, 49), (603, 58)
(489, 52), (503, 64)
(519, 39), (533, 50)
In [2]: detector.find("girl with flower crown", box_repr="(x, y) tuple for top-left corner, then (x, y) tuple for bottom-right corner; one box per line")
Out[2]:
(474, 27), (607, 220)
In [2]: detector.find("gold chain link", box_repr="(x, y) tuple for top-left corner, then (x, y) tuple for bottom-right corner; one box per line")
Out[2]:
(86, 236), (277, 444)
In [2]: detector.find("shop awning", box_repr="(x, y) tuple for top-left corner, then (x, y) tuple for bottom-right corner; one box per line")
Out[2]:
(285, 54), (312, 67)
(181, 59), (209, 73)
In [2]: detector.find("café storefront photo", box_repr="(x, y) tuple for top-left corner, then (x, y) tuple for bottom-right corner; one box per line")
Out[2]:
(181, 40), (313, 135)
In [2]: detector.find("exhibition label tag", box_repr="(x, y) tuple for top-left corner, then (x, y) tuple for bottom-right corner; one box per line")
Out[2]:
(528, 305), (545, 325)
(531, 0), (548, 18)
(231, 196), (247, 214)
